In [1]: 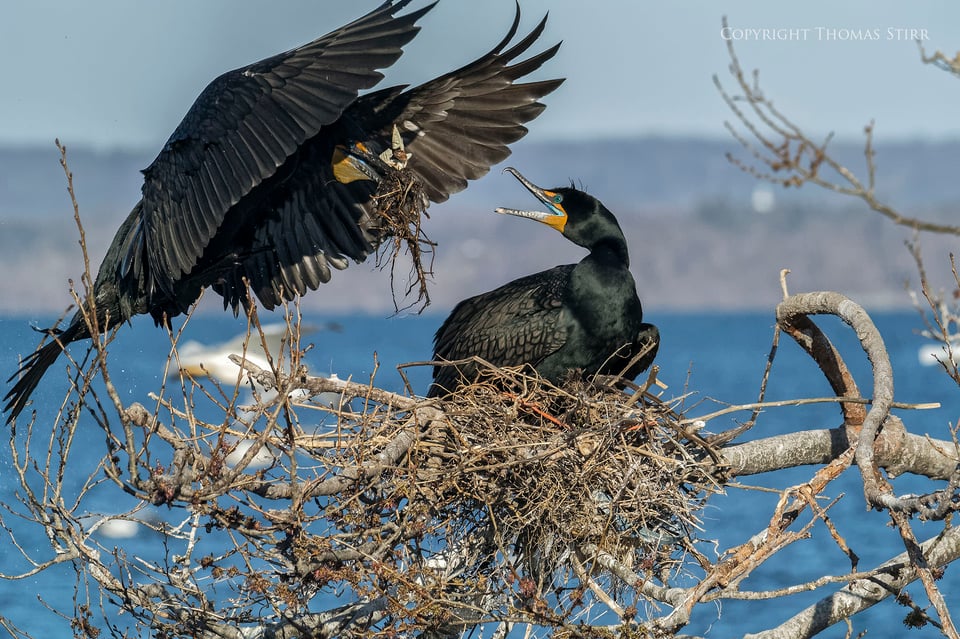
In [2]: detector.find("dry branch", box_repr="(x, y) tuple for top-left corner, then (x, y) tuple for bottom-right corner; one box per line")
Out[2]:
(744, 524), (960, 639)
(721, 422), (960, 480)
(777, 292), (894, 508)
(716, 18), (960, 237)
(8, 289), (960, 638)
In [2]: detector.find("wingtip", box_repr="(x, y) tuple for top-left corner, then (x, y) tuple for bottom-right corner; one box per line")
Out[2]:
(489, 0), (524, 56)
(3, 382), (31, 426)
(400, 0), (437, 23)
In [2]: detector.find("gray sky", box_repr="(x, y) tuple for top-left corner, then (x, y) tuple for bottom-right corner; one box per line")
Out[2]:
(2, 1), (960, 151)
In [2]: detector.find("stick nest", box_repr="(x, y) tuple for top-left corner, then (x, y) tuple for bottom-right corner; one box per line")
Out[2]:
(371, 170), (435, 313)
(345, 365), (722, 592)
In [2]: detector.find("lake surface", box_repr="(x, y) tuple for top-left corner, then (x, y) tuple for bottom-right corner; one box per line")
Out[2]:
(1, 309), (957, 637)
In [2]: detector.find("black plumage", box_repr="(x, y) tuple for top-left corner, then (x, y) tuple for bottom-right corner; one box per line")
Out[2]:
(5, 1), (562, 423)
(429, 167), (659, 397)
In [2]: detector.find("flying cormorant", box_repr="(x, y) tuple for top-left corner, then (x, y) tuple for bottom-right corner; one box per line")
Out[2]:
(4, 1), (562, 423)
(429, 167), (659, 397)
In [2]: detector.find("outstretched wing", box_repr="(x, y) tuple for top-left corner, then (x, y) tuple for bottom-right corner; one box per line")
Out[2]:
(430, 265), (574, 396)
(209, 5), (564, 311)
(355, 3), (565, 203)
(210, 164), (374, 311)
(134, 0), (433, 300)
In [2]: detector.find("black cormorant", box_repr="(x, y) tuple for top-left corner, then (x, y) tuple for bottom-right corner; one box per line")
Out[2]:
(429, 167), (659, 397)
(4, 1), (562, 423)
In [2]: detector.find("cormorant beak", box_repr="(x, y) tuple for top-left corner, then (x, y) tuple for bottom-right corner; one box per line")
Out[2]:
(331, 143), (381, 183)
(495, 166), (568, 232)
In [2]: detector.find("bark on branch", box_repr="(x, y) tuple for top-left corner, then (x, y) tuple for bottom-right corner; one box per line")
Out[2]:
(777, 293), (895, 509)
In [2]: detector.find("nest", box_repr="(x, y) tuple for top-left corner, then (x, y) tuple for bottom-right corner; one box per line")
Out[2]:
(380, 365), (722, 592)
(371, 170), (435, 313)
(162, 348), (724, 624)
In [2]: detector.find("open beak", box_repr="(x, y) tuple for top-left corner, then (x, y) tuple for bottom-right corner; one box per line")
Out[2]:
(494, 167), (568, 232)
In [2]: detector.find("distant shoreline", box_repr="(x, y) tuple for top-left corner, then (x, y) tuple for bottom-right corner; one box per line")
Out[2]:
(1, 136), (957, 314)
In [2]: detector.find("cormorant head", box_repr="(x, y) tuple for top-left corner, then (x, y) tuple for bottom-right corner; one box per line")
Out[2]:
(494, 167), (623, 251)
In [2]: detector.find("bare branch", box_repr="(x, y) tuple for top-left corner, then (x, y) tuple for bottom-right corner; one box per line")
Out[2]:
(744, 525), (960, 639)
(717, 19), (960, 236)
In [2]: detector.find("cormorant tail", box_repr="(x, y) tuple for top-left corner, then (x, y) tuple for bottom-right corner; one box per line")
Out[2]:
(4, 318), (87, 424)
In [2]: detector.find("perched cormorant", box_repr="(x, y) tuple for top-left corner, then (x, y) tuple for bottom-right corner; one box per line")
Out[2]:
(429, 167), (659, 397)
(4, 1), (562, 423)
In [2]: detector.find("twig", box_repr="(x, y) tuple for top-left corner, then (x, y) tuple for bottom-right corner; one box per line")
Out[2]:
(717, 19), (960, 236)
(692, 395), (938, 426)
(743, 525), (960, 639)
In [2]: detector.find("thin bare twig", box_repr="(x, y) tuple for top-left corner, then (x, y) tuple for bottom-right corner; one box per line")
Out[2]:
(717, 18), (960, 236)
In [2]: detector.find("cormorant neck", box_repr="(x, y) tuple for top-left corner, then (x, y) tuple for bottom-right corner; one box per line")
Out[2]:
(589, 235), (630, 268)
(566, 201), (630, 268)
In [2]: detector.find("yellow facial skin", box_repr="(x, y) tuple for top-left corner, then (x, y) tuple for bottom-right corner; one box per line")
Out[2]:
(539, 190), (567, 232)
(331, 144), (377, 184)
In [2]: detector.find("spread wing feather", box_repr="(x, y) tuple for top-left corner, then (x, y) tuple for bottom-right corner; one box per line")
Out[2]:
(207, 5), (563, 312)
(210, 161), (374, 311)
(133, 0), (431, 300)
(353, 5), (564, 204)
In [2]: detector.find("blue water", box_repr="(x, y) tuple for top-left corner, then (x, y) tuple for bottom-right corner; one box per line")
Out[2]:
(1, 309), (957, 637)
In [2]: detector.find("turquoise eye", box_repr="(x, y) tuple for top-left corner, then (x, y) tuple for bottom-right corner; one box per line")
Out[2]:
(552, 194), (563, 204)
